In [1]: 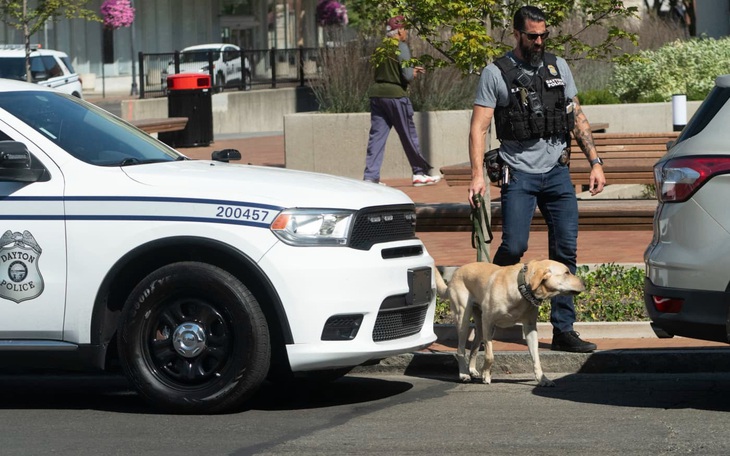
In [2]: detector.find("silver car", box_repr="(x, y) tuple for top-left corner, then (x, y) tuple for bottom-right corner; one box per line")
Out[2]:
(644, 74), (730, 343)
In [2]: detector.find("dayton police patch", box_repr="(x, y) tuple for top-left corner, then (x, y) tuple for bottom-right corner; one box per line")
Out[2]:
(547, 64), (558, 76)
(0, 230), (44, 303)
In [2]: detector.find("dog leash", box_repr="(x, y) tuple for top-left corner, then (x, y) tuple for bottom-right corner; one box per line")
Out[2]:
(470, 193), (493, 262)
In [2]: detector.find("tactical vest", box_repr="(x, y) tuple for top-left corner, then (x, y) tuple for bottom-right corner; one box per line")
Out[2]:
(493, 53), (574, 141)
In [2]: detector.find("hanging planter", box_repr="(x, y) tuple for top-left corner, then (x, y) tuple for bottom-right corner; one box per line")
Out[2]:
(101, 0), (135, 30)
(315, 0), (348, 27)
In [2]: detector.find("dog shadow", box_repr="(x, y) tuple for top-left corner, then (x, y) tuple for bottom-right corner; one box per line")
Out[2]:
(532, 371), (730, 413)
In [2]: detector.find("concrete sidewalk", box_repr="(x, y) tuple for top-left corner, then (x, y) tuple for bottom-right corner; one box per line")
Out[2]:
(177, 134), (730, 376)
(353, 322), (730, 377)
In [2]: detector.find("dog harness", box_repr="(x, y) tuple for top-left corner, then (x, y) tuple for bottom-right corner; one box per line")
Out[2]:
(517, 264), (543, 307)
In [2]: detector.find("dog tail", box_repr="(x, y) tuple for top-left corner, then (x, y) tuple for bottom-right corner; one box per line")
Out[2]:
(433, 265), (448, 298)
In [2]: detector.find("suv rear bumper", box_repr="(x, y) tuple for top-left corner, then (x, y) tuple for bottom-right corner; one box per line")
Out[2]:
(644, 278), (730, 343)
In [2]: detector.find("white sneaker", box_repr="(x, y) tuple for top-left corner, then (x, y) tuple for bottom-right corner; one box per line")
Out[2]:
(412, 174), (442, 187)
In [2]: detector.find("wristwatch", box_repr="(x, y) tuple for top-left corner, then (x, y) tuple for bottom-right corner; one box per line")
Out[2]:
(589, 157), (604, 167)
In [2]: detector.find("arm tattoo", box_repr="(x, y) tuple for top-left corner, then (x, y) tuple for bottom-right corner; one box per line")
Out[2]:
(572, 101), (596, 156)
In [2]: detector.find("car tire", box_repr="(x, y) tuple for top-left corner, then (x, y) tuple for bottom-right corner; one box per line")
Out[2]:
(118, 261), (270, 414)
(214, 72), (225, 93)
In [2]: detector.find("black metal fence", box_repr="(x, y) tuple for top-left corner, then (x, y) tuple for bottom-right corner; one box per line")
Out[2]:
(138, 47), (321, 99)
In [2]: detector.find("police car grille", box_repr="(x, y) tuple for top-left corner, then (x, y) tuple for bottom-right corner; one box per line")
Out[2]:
(350, 206), (417, 250)
(372, 304), (429, 342)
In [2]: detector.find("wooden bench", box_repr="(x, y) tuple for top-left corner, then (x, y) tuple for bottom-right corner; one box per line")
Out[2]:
(427, 131), (678, 233)
(129, 117), (188, 134)
(440, 131), (679, 191)
(414, 199), (657, 232)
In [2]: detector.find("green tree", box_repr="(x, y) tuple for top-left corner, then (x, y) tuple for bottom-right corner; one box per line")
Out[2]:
(350, 0), (640, 74)
(0, 0), (99, 82)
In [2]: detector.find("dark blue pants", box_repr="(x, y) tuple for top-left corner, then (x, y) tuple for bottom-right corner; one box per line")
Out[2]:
(493, 163), (579, 335)
(364, 97), (431, 181)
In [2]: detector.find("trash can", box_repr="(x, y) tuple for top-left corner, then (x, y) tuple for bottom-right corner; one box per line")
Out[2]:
(159, 73), (213, 147)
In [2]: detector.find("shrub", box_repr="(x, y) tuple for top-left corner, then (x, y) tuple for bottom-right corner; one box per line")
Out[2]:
(433, 263), (647, 324)
(308, 38), (373, 113)
(309, 34), (480, 113)
(577, 89), (620, 105)
(610, 37), (730, 103)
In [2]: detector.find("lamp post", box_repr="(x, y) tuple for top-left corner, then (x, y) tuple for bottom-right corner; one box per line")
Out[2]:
(130, 2), (137, 97)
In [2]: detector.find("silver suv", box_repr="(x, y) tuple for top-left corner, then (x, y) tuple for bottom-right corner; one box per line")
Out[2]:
(644, 74), (730, 343)
(0, 45), (83, 98)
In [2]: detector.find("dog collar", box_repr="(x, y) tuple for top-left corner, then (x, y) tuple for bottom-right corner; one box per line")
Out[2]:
(517, 264), (543, 307)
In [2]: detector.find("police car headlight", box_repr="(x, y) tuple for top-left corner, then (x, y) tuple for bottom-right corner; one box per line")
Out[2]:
(270, 209), (354, 246)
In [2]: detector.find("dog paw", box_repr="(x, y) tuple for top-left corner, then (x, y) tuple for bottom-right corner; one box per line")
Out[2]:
(469, 368), (480, 378)
(458, 373), (471, 383)
(538, 377), (555, 387)
(476, 373), (491, 384)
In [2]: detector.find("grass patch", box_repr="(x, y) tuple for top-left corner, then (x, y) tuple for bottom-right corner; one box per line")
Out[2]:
(434, 263), (647, 324)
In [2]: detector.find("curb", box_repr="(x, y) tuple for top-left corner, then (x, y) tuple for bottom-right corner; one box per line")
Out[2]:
(351, 322), (730, 376)
(352, 348), (730, 376)
(434, 321), (658, 343)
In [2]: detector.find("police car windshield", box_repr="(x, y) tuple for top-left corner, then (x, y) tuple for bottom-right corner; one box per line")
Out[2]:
(0, 91), (182, 166)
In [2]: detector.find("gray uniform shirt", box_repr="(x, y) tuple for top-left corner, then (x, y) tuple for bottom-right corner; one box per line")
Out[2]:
(474, 51), (578, 174)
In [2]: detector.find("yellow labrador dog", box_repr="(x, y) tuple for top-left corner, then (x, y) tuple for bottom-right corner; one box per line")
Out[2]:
(434, 260), (585, 387)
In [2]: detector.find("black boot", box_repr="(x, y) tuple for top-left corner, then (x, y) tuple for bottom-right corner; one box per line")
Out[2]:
(551, 331), (597, 353)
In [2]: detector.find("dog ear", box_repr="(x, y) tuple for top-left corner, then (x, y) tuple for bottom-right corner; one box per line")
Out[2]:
(529, 267), (552, 298)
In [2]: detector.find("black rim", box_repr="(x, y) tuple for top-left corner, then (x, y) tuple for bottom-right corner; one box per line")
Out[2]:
(144, 297), (235, 388)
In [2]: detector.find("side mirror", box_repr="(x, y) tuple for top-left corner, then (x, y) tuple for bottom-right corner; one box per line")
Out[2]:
(0, 141), (45, 182)
(666, 140), (675, 150)
(211, 149), (242, 163)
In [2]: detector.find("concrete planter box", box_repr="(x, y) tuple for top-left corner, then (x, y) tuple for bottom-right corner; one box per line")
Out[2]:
(283, 101), (702, 180)
(120, 87), (319, 136)
(284, 110), (472, 180)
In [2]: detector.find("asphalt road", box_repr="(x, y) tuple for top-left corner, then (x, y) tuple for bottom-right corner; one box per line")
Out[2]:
(0, 370), (728, 455)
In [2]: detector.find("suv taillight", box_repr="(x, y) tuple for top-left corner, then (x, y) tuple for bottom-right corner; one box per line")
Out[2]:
(654, 156), (730, 203)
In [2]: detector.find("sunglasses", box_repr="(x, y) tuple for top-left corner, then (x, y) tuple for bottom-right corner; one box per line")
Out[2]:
(519, 30), (550, 41)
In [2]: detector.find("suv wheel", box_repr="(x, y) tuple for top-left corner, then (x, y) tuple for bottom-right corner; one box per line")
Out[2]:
(118, 261), (270, 413)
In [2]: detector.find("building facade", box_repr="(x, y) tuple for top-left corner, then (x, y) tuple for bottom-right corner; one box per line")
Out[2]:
(0, 0), (323, 91)
(0, 0), (727, 93)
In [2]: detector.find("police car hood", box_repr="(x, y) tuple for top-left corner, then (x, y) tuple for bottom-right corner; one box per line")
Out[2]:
(121, 160), (414, 209)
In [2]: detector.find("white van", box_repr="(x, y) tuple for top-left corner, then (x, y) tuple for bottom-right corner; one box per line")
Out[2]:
(0, 44), (83, 98)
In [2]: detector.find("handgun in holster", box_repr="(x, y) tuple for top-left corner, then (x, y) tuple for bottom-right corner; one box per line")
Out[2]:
(484, 148), (503, 183)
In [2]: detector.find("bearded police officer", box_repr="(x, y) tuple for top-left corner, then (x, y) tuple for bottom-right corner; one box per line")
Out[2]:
(468, 5), (606, 352)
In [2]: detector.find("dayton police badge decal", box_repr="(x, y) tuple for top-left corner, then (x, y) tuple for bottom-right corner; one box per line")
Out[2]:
(0, 230), (44, 303)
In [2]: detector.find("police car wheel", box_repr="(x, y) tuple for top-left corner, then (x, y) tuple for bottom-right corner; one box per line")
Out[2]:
(118, 261), (271, 414)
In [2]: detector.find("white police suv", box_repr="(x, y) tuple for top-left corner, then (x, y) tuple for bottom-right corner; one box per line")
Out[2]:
(0, 79), (436, 413)
(0, 44), (83, 98)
